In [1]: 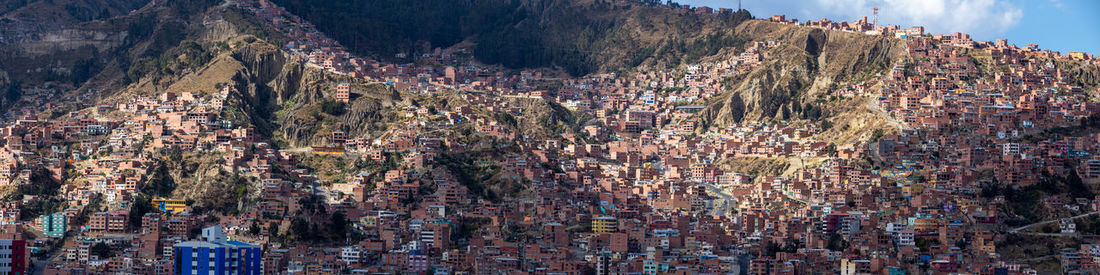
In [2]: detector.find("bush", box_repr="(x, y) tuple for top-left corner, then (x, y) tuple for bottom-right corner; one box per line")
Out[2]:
(1041, 224), (1055, 234)
(320, 100), (346, 116)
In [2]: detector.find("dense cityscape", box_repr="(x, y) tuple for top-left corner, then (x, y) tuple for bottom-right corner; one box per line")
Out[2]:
(0, 0), (1098, 274)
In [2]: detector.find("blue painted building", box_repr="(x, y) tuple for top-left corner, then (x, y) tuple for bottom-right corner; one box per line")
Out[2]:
(174, 226), (262, 275)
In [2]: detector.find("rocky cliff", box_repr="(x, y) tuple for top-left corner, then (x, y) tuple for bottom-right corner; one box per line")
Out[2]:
(273, 80), (406, 148)
(698, 21), (904, 131)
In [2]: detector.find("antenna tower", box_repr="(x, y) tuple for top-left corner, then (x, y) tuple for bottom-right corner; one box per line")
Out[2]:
(872, 6), (879, 27)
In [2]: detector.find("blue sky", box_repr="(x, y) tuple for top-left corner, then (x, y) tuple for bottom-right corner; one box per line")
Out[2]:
(678, 0), (1100, 55)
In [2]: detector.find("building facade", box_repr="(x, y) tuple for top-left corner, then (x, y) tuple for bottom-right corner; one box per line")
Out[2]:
(173, 226), (261, 275)
(39, 212), (66, 237)
(154, 198), (188, 214)
(0, 239), (26, 275)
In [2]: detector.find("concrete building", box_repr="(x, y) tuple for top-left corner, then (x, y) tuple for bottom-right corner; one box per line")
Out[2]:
(39, 212), (66, 237)
(173, 226), (262, 275)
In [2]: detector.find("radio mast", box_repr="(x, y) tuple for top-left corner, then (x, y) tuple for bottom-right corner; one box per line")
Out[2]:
(872, 6), (879, 27)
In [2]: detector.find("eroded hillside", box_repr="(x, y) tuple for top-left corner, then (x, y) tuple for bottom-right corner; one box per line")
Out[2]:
(699, 20), (904, 133)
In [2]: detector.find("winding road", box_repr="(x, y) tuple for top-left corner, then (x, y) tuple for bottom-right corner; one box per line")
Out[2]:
(1008, 211), (1100, 233)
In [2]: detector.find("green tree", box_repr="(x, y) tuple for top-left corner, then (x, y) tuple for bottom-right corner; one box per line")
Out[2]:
(320, 100), (346, 116)
(826, 234), (849, 252)
(143, 162), (176, 197)
(267, 222), (280, 239)
(329, 211), (348, 241)
(249, 220), (261, 236)
(129, 195), (153, 230)
(91, 242), (113, 258)
(4, 80), (21, 102)
(290, 217), (313, 242)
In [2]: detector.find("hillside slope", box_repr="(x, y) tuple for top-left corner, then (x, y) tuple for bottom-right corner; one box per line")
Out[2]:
(0, 0), (912, 208)
(698, 20), (905, 137)
(273, 0), (752, 76)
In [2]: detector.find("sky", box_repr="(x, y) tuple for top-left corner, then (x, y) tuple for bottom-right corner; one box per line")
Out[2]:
(677, 0), (1100, 55)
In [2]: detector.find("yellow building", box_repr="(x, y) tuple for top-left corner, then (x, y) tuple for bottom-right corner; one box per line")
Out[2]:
(360, 216), (378, 227)
(975, 231), (996, 254)
(152, 198), (188, 214)
(311, 146), (345, 154)
(592, 216), (618, 233)
(902, 183), (924, 197)
(911, 218), (941, 234)
(1069, 52), (1088, 60)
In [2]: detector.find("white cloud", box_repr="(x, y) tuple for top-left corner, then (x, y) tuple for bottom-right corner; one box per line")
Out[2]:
(1048, 0), (1064, 9)
(805, 0), (1023, 36)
